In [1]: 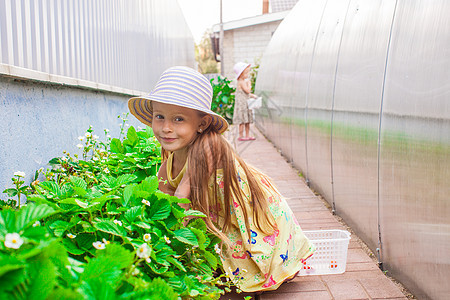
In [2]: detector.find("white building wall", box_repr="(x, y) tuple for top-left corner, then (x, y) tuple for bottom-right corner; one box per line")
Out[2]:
(222, 20), (282, 80)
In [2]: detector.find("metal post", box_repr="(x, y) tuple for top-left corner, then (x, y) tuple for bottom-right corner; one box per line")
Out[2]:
(219, 0), (224, 76)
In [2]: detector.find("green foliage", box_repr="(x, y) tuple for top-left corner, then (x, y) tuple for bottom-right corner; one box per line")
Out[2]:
(0, 118), (232, 299)
(195, 30), (219, 74)
(211, 76), (236, 124)
(249, 58), (260, 94)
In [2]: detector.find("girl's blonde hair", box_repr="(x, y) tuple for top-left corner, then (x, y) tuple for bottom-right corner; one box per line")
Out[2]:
(162, 125), (276, 243)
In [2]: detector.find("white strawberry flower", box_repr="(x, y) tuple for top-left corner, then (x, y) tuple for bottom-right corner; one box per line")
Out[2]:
(93, 241), (106, 250)
(14, 171), (25, 178)
(78, 136), (84, 141)
(32, 221), (41, 227)
(67, 233), (76, 239)
(143, 233), (151, 242)
(85, 132), (92, 138)
(5, 233), (24, 249)
(214, 244), (221, 254)
(113, 220), (122, 226)
(76, 144), (83, 149)
(141, 199), (150, 206)
(132, 267), (140, 275)
(164, 236), (171, 244)
(136, 244), (151, 258)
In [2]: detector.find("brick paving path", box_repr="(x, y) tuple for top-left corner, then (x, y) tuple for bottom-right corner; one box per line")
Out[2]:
(220, 126), (408, 300)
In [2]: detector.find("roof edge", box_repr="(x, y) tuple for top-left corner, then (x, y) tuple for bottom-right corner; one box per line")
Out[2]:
(212, 10), (289, 32)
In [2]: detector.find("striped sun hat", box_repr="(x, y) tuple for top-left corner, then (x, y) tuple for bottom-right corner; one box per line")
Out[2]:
(128, 66), (228, 134)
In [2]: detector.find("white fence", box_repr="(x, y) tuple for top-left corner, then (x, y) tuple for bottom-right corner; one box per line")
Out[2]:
(0, 0), (195, 92)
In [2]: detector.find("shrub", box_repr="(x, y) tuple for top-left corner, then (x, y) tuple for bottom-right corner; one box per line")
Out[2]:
(210, 76), (236, 124)
(249, 60), (260, 94)
(0, 116), (232, 299)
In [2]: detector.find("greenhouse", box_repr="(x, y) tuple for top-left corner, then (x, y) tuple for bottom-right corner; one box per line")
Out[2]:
(1, 1), (448, 299)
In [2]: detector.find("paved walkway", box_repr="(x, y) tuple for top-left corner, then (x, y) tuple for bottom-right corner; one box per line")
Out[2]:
(221, 127), (409, 300)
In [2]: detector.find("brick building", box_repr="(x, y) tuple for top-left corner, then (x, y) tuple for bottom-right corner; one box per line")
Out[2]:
(211, 10), (289, 80)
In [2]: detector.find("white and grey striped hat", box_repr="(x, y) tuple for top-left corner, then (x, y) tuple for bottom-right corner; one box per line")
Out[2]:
(128, 66), (228, 134)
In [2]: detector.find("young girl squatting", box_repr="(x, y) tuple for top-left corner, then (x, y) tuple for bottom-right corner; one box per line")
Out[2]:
(128, 66), (315, 292)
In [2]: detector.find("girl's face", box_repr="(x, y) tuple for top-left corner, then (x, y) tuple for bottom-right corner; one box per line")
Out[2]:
(152, 102), (209, 154)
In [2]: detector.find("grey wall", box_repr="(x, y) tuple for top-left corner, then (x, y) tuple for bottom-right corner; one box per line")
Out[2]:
(255, 0), (450, 299)
(0, 76), (141, 192)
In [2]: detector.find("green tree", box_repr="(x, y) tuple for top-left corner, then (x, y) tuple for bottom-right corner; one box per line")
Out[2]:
(195, 30), (219, 74)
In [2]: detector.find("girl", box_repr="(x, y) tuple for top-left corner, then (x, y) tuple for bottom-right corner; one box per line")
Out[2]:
(128, 66), (315, 292)
(233, 62), (257, 141)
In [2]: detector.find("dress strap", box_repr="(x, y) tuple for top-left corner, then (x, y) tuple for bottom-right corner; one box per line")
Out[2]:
(166, 152), (188, 189)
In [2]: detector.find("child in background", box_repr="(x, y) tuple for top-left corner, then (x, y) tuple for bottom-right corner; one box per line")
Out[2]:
(233, 62), (257, 141)
(128, 66), (315, 293)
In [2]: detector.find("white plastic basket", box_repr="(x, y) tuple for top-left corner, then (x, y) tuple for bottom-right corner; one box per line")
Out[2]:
(299, 230), (351, 276)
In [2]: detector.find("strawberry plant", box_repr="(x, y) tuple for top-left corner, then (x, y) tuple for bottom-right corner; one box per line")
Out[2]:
(0, 117), (231, 299)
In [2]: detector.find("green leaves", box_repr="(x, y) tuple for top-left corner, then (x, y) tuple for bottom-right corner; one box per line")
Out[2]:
(124, 206), (142, 224)
(101, 174), (137, 190)
(0, 203), (55, 234)
(0, 241), (78, 300)
(26, 253), (58, 300)
(62, 239), (85, 255)
(173, 228), (198, 247)
(49, 220), (71, 237)
(147, 198), (171, 221)
(144, 277), (178, 300)
(138, 176), (159, 195)
(126, 126), (139, 146)
(0, 123), (227, 300)
(69, 176), (87, 190)
(93, 219), (127, 237)
(17, 203), (55, 231)
(211, 76), (236, 123)
(110, 138), (124, 154)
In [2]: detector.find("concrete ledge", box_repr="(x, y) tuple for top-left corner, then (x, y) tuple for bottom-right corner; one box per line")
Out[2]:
(0, 63), (145, 97)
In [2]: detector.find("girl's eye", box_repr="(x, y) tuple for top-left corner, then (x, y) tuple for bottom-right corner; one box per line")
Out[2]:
(174, 117), (184, 122)
(154, 114), (164, 120)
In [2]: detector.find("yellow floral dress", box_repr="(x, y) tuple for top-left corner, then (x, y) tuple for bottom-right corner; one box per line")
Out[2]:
(213, 160), (315, 292)
(167, 155), (315, 292)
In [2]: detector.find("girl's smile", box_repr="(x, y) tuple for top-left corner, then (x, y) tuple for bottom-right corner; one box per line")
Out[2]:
(160, 137), (176, 142)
